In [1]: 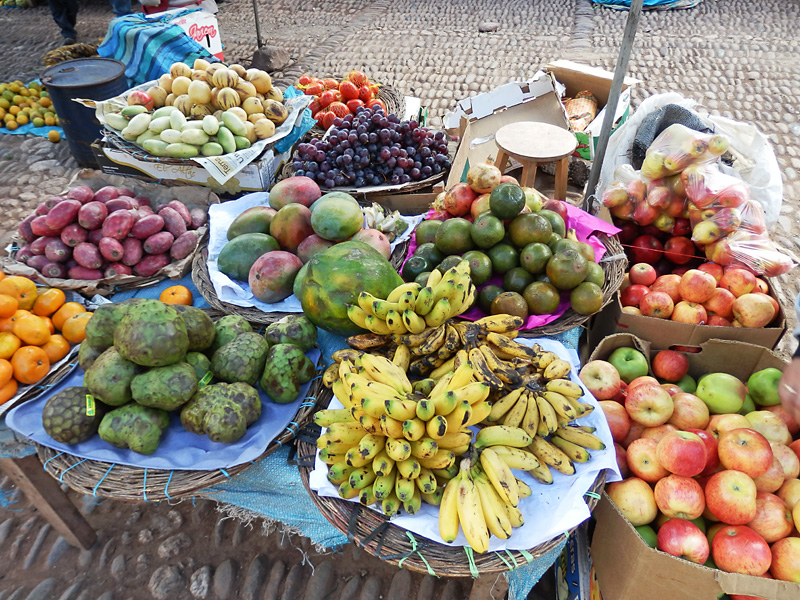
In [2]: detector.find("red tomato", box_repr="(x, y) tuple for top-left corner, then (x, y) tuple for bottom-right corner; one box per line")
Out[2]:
(366, 99), (386, 112)
(323, 78), (339, 90)
(314, 108), (329, 125)
(346, 99), (365, 113)
(328, 102), (350, 118)
(318, 90), (337, 108)
(331, 90), (343, 103)
(339, 80), (359, 101)
(308, 98), (322, 117)
(321, 111), (337, 130)
(348, 70), (367, 87)
(304, 82), (325, 96)
(359, 85), (373, 103)
(298, 75), (312, 86)
(369, 83), (380, 97)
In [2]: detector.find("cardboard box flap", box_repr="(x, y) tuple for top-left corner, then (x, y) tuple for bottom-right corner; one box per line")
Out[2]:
(544, 60), (640, 107)
(684, 338), (787, 379)
(587, 333), (651, 365)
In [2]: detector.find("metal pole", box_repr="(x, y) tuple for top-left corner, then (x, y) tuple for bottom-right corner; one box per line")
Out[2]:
(252, 0), (264, 49)
(583, 0), (645, 209)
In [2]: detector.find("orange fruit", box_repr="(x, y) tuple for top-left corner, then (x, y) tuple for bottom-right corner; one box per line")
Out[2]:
(0, 309), (30, 333)
(0, 276), (37, 310)
(13, 314), (51, 346)
(0, 332), (21, 360)
(42, 317), (55, 334)
(159, 285), (193, 305)
(0, 270), (5, 281)
(52, 302), (86, 331)
(0, 379), (17, 405)
(32, 288), (66, 317)
(10, 346), (50, 385)
(40, 334), (70, 363)
(61, 312), (92, 343)
(0, 359), (11, 387)
(0, 294), (17, 318)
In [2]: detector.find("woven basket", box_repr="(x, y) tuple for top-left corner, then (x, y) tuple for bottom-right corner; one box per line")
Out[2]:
(296, 389), (607, 576)
(191, 238), (411, 323)
(518, 233), (627, 337)
(34, 309), (324, 502)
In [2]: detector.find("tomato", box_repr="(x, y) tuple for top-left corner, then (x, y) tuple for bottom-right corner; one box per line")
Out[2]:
(359, 85), (373, 103)
(331, 90), (343, 103)
(314, 108), (329, 125)
(369, 83), (380, 97)
(346, 99), (365, 113)
(323, 78), (339, 90)
(367, 99), (387, 112)
(304, 82), (325, 96)
(321, 111), (337, 130)
(328, 102), (350, 118)
(308, 98), (322, 117)
(339, 80), (359, 101)
(298, 75), (312, 87)
(318, 90), (336, 108)
(348, 70), (367, 87)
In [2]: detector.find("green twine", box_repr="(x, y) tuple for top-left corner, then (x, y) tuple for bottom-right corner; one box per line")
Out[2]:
(584, 491), (601, 500)
(519, 549), (534, 563)
(464, 546), (480, 578)
(397, 532), (436, 576)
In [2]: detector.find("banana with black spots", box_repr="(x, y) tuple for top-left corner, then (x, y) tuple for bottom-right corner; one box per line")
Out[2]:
(501, 392), (528, 428)
(455, 468), (490, 553)
(543, 358), (572, 380)
(556, 425), (606, 450)
(545, 378), (584, 399)
(387, 282), (421, 303)
(488, 388), (525, 422)
(468, 347), (505, 391)
(479, 447), (520, 507)
(551, 435), (591, 463)
(474, 426), (533, 450)
(528, 435), (576, 476)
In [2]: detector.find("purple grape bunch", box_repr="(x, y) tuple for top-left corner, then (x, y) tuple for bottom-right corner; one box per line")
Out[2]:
(292, 106), (451, 188)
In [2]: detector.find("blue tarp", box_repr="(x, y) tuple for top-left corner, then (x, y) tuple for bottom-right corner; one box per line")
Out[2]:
(592, 0), (702, 9)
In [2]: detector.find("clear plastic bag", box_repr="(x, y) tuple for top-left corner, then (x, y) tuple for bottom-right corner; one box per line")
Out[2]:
(704, 229), (795, 277)
(681, 163), (750, 209)
(640, 123), (729, 180)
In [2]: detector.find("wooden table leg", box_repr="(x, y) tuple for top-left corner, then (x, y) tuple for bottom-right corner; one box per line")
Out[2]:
(494, 149), (508, 174)
(0, 455), (96, 550)
(520, 161), (538, 188)
(554, 157), (569, 200)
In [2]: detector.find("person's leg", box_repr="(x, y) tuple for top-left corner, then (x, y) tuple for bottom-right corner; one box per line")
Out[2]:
(108, 0), (132, 18)
(48, 0), (78, 42)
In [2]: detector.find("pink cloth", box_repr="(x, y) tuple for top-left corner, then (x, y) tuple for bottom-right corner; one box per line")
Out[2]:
(402, 204), (621, 328)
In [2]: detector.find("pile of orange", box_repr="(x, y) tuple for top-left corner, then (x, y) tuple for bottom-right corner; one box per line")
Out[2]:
(0, 272), (92, 405)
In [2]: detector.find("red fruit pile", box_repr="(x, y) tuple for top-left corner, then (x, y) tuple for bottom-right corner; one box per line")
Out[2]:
(297, 71), (387, 130)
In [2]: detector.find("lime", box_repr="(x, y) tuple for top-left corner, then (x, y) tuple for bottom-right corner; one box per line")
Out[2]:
(434, 218), (475, 255)
(547, 233), (563, 253)
(570, 282), (603, 315)
(519, 242), (553, 275)
(402, 256), (430, 282)
(523, 281), (561, 315)
(538, 209), (566, 237)
(470, 212), (505, 249)
(490, 291), (529, 320)
(489, 183), (525, 220)
(462, 250), (493, 286)
(487, 243), (519, 275)
(436, 254), (464, 274)
(546, 249), (588, 290)
(478, 284), (504, 314)
(503, 267), (535, 294)
(415, 220), (441, 246)
(585, 262), (605, 287)
(508, 213), (553, 248)
(415, 271), (432, 287)
(414, 242), (443, 268)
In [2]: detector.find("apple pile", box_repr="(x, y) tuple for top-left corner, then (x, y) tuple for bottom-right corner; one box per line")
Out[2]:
(621, 262), (780, 328)
(580, 348), (800, 582)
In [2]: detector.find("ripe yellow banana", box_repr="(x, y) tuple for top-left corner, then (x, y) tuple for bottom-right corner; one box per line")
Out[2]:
(395, 474), (417, 502)
(426, 269), (443, 288)
(474, 426), (533, 450)
(488, 387), (525, 422)
(319, 448), (348, 465)
(485, 332), (536, 360)
(425, 297), (452, 327)
(545, 378), (584, 399)
(356, 291), (380, 315)
(474, 473), (513, 540)
(345, 446), (372, 468)
(412, 378), (436, 396)
(414, 285), (437, 316)
(527, 460), (554, 485)
(397, 289), (417, 312)
(321, 363), (339, 388)
(451, 381), (490, 406)
(520, 391), (541, 439)
(456, 469), (490, 553)
(402, 309), (427, 334)
(324, 422), (368, 446)
(360, 353), (413, 395)
(418, 448), (456, 470)
(439, 477), (460, 542)
(516, 478), (532, 498)
(479, 447), (520, 507)
(349, 466), (377, 490)
(313, 408), (354, 428)
(507, 505), (524, 528)
(490, 445), (542, 471)
(535, 394), (559, 436)
(387, 282), (421, 303)
(359, 414), (382, 435)
(447, 282), (469, 316)
(435, 430), (472, 449)
(384, 309), (408, 334)
(372, 472), (396, 500)
(327, 461), (355, 485)
(396, 457), (422, 480)
(359, 486), (377, 506)
(465, 400), (492, 427)
(392, 344), (411, 372)
(403, 486), (422, 515)
(357, 433), (386, 460)
(425, 415), (448, 439)
(399, 326), (437, 347)
(415, 398), (435, 421)
(543, 358), (572, 381)
(338, 480), (360, 499)
(385, 437), (412, 462)
(384, 398), (418, 421)
(421, 486), (445, 506)
(364, 314), (393, 335)
(431, 389), (459, 416)
(415, 467), (438, 495)
(347, 304), (370, 329)
(381, 491), (402, 516)
(446, 360), (476, 391)
(469, 347), (505, 391)
(551, 435), (591, 463)
(528, 436), (576, 475)
(536, 351), (558, 370)
(431, 276), (457, 305)
(444, 399), (472, 433)
(410, 437), (439, 459)
(474, 314), (524, 333)
(402, 418), (426, 442)
(501, 393), (528, 428)
(542, 391), (579, 422)
(372, 450), (395, 476)
(433, 462), (459, 483)
(556, 425), (606, 450)
(429, 357), (457, 382)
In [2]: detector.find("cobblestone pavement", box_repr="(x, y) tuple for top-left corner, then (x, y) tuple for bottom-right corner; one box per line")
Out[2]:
(0, 0), (799, 598)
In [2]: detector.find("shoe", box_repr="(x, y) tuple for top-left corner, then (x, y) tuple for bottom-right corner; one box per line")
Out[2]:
(63, 37), (77, 45)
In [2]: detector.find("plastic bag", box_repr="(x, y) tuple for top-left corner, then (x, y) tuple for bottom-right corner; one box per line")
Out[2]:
(704, 228), (795, 277)
(640, 123), (730, 180)
(682, 163), (750, 209)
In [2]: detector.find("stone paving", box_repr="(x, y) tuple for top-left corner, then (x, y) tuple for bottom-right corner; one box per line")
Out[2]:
(0, 0), (799, 598)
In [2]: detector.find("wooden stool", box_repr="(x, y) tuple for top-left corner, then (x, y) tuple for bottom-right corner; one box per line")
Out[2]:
(493, 122), (577, 200)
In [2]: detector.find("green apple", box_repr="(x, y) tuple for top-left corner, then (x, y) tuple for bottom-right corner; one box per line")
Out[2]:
(607, 347), (649, 384)
(676, 374), (697, 394)
(689, 516), (707, 534)
(695, 372), (746, 414)
(747, 367), (782, 406)
(635, 524), (658, 548)
(738, 393), (756, 415)
(522, 186), (545, 212)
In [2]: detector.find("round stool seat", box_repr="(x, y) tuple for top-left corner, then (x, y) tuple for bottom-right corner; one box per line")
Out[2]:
(495, 122), (577, 161)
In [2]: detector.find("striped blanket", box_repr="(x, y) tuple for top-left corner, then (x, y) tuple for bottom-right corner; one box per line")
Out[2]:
(97, 9), (219, 88)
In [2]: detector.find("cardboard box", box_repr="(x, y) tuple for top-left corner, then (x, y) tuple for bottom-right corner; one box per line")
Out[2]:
(590, 336), (796, 600)
(91, 140), (292, 194)
(544, 60), (639, 161)
(443, 73), (573, 189)
(153, 8), (224, 60)
(587, 288), (786, 353)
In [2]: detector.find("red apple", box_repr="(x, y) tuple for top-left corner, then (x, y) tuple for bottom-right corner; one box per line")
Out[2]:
(776, 479), (800, 510)
(671, 266), (691, 277)
(653, 258), (674, 278)
(732, 293), (776, 328)
(629, 263), (658, 286)
(127, 90), (154, 111)
(764, 405), (800, 435)
(633, 201), (660, 226)
(606, 477), (658, 526)
(630, 235), (664, 265)
(708, 315), (733, 327)
(671, 300), (708, 325)
(771, 442), (800, 480)
(661, 383), (683, 396)
(752, 456), (787, 493)
(621, 284), (650, 307)
(640, 424), (679, 443)
(664, 236), (696, 265)
(745, 411), (792, 445)
(679, 269), (717, 303)
(706, 413), (751, 439)
(755, 293), (781, 321)
(668, 393), (710, 430)
(654, 474), (706, 520)
(600, 401), (631, 443)
(628, 376), (660, 392)
(770, 537), (800, 582)
(657, 518), (710, 564)
(718, 428), (773, 479)
(627, 437), (670, 482)
(542, 198), (569, 222)
(608, 380), (628, 405)
(656, 431), (708, 477)
(652, 350), (689, 382)
(705, 470), (758, 525)
(703, 288), (735, 320)
(614, 442), (631, 477)
(645, 185), (671, 208)
(687, 428), (720, 476)
(671, 217), (691, 237)
(621, 421), (646, 449)
(650, 274), (682, 303)
(639, 291), (674, 319)
(748, 492), (794, 543)
(753, 277), (770, 294)
(616, 221), (640, 244)
(579, 360), (622, 400)
(712, 525), (771, 575)
(719, 268), (757, 297)
(790, 440), (800, 463)
(625, 382), (674, 427)
(698, 261), (724, 283)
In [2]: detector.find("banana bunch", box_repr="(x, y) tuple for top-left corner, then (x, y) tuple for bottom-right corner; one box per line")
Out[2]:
(314, 352), (494, 516)
(42, 42), (100, 66)
(346, 261), (476, 336)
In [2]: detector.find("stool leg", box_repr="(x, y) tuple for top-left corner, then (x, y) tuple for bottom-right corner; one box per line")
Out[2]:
(494, 149), (508, 174)
(554, 157), (569, 200)
(520, 162), (538, 188)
